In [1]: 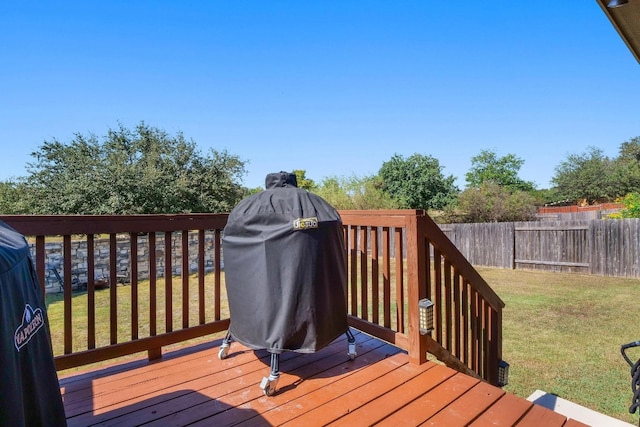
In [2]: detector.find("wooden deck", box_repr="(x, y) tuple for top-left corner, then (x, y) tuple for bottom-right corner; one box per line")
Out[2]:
(59, 332), (588, 426)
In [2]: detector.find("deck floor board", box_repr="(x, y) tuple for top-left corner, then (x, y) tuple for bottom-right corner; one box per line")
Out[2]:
(59, 332), (587, 426)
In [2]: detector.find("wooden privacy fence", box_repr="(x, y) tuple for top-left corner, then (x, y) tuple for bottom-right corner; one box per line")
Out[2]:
(440, 218), (640, 278)
(0, 211), (504, 386)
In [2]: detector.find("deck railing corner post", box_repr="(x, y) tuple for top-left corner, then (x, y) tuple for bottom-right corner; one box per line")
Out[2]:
(407, 212), (429, 364)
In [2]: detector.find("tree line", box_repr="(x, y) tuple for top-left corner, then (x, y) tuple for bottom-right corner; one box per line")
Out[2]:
(1, 122), (639, 222)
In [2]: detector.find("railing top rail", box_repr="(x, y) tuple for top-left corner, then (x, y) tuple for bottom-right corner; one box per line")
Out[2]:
(0, 214), (229, 236)
(339, 209), (424, 227)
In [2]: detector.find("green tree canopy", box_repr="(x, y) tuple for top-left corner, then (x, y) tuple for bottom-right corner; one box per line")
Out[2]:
(551, 146), (618, 204)
(612, 137), (640, 195)
(314, 175), (399, 210)
(454, 181), (537, 223)
(292, 169), (317, 191)
(0, 180), (30, 214)
(23, 122), (247, 214)
(465, 149), (535, 192)
(378, 153), (458, 210)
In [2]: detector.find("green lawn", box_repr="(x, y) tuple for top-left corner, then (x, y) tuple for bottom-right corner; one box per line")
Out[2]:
(46, 266), (640, 423)
(477, 267), (640, 425)
(45, 273), (230, 362)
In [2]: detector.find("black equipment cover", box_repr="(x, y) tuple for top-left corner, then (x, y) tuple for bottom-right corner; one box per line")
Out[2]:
(222, 172), (348, 354)
(0, 221), (67, 426)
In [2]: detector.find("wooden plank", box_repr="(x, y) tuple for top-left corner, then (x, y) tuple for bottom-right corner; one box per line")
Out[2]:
(223, 344), (404, 426)
(63, 338), (285, 419)
(360, 226), (369, 320)
(198, 229), (205, 324)
(148, 233), (157, 336)
(65, 337), (353, 426)
(453, 271), (461, 360)
(515, 226), (589, 231)
(395, 227), (404, 333)
(444, 259), (453, 352)
(55, 319), (230, 371)
(58, 334), (607, 427)
(420, 380), (505, 426)
(349, 226), (357, 315)
(562, 418), (591, 427)
(434, 249), (443, 343)
(382, 227), (391, 328)
(515, 259), (590, 268)
(462, 279), (469, 366)
(274, 353), (417, 426)
(140, 335), (384, 427)
(371, 226), (379, 325)
(109, 233), (118, 345)
(469, 391), (533, 426)
(59, 340), (218, 396)
(130, 232), (139, 340)
(332, 363), (459, 426)
(164, 231), (173, 333)
(375, 371), (479, 426)
(213, 229), (222, 320)
(181, 230), (189, 329)
(87, 234), (96, 349)
(0, 213), (229, 235)
(516, 403), (568, 427)
(64, 234), (73, 353)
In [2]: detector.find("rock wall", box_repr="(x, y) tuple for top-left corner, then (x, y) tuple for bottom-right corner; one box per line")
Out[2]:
(32, 232), (221, 292)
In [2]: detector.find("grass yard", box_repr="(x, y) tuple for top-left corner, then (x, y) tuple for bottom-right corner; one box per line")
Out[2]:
(46, 266), (640, 423)
(45, 273), (230, 369)
(477, 267), (640, 425)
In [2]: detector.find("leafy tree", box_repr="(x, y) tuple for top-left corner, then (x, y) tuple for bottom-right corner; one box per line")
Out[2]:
(465, 149), (535, 192)
(608, 192), (640, 219)
(292, 169), (317, 191)
(378, 153), (458, 210)
(0, 180), (30, 214)
(617, 137), (640, 162)
(551, 146), (618, 204)
(245, 186), (264, 196)
(23, 122), (247, 214)
(611, 137), (640, 195)
(314, 175), (399, 210)
(454, 181), (537, 223)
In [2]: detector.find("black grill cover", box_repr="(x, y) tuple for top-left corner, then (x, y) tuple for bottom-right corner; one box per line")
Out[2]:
(0, 221), (66, 426)
(222, 172), (348, 354)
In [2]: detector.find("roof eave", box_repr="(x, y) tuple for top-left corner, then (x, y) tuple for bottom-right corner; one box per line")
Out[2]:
(596, 0), (640, 64)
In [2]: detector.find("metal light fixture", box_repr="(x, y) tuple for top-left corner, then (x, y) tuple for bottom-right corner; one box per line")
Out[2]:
(418, 298), (434, 335)
(498, 360), (510, 387)
(608, 0), (629, 8)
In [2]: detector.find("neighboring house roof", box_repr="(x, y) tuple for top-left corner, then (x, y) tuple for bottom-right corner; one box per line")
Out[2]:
(597, 0), (640, 63)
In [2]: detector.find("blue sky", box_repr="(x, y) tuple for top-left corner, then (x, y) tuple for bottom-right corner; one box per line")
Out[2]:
(1, 1), (639, 190)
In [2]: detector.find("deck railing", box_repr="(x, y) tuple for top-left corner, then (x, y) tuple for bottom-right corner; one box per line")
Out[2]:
(1, 210), (504, 385)
(340, 210), (505, 385)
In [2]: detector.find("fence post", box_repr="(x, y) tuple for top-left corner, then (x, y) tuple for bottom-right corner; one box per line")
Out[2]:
(511, 222), (516, 270)
(406, 211), (428, 364)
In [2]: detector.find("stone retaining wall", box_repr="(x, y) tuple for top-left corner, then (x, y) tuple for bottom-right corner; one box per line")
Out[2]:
(32, 232), (221, 292)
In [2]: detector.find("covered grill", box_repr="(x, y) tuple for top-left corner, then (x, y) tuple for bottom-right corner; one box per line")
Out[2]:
(220, 172), (356, 395)
(0, 221), (66, 426)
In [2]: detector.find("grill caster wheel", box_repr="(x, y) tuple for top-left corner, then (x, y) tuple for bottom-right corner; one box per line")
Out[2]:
(348, 341), (357, 360)
(260, 376), (279, 397)
(218, 344), (230, 360)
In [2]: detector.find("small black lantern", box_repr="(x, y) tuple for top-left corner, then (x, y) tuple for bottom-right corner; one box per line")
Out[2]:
(498, 359), (510, 387)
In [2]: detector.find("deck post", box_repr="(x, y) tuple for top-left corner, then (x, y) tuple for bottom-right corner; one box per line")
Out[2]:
(406, 211), (428, 364)
(148, 347), (162, 361)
